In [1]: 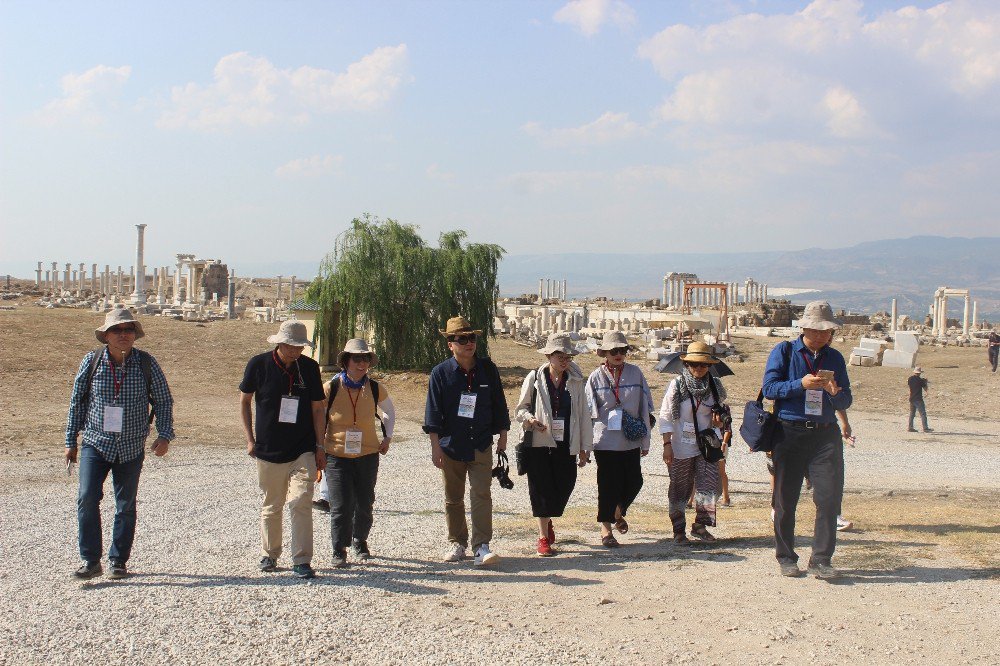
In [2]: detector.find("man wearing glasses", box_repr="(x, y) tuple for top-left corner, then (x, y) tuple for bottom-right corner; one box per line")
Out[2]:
(423, 316), (510, 566)
(65, 308), (174, 580)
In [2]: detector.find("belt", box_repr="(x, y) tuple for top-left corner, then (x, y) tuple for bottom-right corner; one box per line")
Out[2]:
(779, 419), (837, 430)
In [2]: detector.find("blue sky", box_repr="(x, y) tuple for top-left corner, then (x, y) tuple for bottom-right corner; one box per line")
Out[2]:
(1, 0), (997, 278)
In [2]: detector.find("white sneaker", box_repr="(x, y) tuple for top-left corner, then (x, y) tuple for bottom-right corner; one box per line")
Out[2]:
(443, 543), (467, 562)
(474, 544), (500, 567)
(836, 516), (853, 531)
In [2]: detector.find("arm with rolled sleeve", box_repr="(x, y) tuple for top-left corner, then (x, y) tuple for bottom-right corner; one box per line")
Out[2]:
(65, 352), (95, 449)
(422, 368), (445, 435)
(147, 354), (175, 442)
(829, 354), (852, 411)
(762, 341), (800, 401)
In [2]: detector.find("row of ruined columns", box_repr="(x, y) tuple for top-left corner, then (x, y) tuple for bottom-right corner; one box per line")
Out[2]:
(930, 289), (972, 338)
(537, 278), (567, 302)
(662, 274), (768, 308)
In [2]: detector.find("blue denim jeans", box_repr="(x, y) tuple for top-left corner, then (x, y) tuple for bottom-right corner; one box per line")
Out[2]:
(77, 445), (144, 564)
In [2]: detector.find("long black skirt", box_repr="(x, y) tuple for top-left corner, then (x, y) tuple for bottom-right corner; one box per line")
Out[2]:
(524, 445), (578, 518)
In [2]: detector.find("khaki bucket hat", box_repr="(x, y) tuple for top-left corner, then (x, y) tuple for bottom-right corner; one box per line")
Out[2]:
(538, 332), (578, 356)
(679, 341), (719, 364)
(596, 330), (629, 356)
(266, 320), (314, 347)
(799, 301), (842, 331)
(338, 338), (378, 369)
(439, 316), (482, 338)
(95, 308), (145, 344)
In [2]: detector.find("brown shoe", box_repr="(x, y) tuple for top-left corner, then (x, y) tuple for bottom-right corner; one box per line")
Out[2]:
(601, 534), (620, 548)
(673, 533), (689, 544)
(691, 523), (716, 542)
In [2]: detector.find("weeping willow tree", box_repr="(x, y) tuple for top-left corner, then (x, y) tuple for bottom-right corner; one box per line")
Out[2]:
(307, 215), (505, 370)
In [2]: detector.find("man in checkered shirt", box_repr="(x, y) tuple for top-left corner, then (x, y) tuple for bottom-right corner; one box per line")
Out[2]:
(65, 308), (174, 580)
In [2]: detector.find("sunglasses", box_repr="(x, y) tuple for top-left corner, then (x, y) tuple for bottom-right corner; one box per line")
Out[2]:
(109, 326), (137, 334)
(349, 353), (371, 363)
(685, 362), (710, 369)
(448, 334), (477, 345)
(606, 347), (628, 356)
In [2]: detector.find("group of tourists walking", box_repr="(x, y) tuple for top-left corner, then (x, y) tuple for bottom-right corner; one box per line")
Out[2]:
(65, 300), (855, 583)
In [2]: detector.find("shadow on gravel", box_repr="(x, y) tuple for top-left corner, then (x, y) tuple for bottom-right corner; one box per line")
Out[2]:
(912, 431), (997, 438)
(825, 566), (1000, 585)
(370, 555), (606, 587)
(888, 523), (1000, 535)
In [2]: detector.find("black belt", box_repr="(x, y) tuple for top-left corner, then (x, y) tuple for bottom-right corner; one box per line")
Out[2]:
(780, 419), (837, 430)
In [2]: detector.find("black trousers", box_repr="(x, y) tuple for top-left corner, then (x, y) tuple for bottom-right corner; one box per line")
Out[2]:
(325, 453), (380, 555)
(524, 445), (578, 518)
(594, 448), (643, 523)
(772, 422), (844, 565)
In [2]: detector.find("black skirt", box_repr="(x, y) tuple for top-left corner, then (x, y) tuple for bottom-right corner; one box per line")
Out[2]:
(524, 444), (578, 518)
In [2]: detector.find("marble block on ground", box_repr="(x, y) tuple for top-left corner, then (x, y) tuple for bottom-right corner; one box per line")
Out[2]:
(859, 337), (888, 351)
(851, 347), (876, 357)
(894, 331), (920, 353)
(882, 349), (916, 368)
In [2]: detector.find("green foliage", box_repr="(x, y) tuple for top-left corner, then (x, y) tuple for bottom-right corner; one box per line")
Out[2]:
(309, 215), (505, 370)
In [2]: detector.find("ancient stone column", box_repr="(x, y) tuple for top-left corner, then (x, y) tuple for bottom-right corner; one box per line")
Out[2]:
(63, 263), (71, 292)
(50, 262), (58, 291)
(972, 301), (978, 330)
(890, 299), (898, 335)
(130, 224), (147, 303)
(275, 275), (283, 303)
(156, 267), (166, 304)
(35, 262), (42, 288)
(78, 263), (85, 293)
(962, 294), (970, 337)
(289, 276), (296, 302)
(538, 279), (544, 303)
(562, 280), (567, 301)
(227, 273), (236, 319)
(45, 270), (50, 289)
(91, 264), (98, 292)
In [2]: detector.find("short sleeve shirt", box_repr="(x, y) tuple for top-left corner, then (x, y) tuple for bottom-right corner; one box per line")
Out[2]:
(240, 350), (324, 463)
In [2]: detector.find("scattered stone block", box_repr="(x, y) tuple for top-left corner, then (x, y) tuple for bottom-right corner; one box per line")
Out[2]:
(894, 331), (919, 354)
(882, 349), (916, 368)
(860, 356), (876, 367)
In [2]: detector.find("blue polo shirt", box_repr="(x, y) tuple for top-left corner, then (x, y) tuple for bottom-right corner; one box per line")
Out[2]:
(762, 337), (852, 423)
(423, 356), (511, 462)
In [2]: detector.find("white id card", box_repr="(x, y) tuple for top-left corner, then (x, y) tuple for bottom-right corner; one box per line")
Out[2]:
(279, 396), (299, 423)
(607, 407), (622, 431)
(551, 418), (565, 442)
(681, 421), (696, 446)
(344, 427), (363, 455)
(103, 405), (123, 433)
(457, 391), (478, 419)
(804, 389), (823, 416)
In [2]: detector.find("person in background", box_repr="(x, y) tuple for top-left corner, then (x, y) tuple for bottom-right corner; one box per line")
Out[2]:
(906, 367), (932, 433)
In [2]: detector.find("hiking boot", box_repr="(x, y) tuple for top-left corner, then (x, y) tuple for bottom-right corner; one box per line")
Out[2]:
(474, 543), (500, 566)
(779, 562), (803, 577)
(259, 556), (277, 572)
(537, 537), (554, 557)
(923, 427), (933, 433)
(906, 427), (917, 432)
(292, 563), (317, 579)
(334, 550), (349, 568)
(107, 560), (128, 580)
(73, 561), (103, 579)
(352, 540), (371, 561)
(807, 562), (839, 580)
(443, 544), (467, 562)
(312, 499), (331, 513)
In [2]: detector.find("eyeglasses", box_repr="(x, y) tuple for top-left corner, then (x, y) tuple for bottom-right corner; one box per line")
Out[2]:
(685, 362), (710, 369)
(607, 347), (628, 356)
(349, 354), (371, 363)
(449, 334), (477, 345)
(109, 326), (136, 334)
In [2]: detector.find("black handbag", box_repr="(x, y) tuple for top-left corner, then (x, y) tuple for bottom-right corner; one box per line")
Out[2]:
(688, 391), (725, 463)
(739, 389), (783, 452)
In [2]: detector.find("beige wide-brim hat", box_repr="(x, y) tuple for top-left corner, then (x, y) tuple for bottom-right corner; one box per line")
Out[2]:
(799, 301), (842, 331)
(596, 330), (629, 356)
(538, 332), (578, 356)
(338, 338), (378, 369)
(679, 341), (719, 364)
(266, 320), (314, 347)
(913, 367), (924, 375)
(439, 316), (482, 338)
(95, 307), (145, 343)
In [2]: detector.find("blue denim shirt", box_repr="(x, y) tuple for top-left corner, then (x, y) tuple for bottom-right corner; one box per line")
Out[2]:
(423, 357), (511, 462)
(762, 337), (852, 423)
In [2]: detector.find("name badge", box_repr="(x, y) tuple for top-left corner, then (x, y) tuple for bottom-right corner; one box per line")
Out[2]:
(103, 406), (123, 433)
(804, 389), (823, 416)
(344, 427), (363, 455)
(457, 391), (477, 419)
(279, 396), (299, 423)
(607, 407), (622, 431)
(681, 421), (696, 446)
(551, 418), (565, 442)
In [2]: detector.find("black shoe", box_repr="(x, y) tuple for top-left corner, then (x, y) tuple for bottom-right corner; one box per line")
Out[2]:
(334, 549), (349, 568)
(923, 428), (933, 432)
(312, 499), (331, 513)
(807, 561), (839, 580)
(259, 556), (277, 572)
(907, 428), (917, 432)
(779, 562), (803, 577)
(73, 561), (103, 579)
(353, 540), (371, 561)
(107, 560), (128, 580)
(292, 563), (317, 579)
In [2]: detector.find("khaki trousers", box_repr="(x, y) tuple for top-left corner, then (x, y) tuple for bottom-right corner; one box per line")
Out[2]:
(257, 451), (316, 565)
(441, 447), (493, 550)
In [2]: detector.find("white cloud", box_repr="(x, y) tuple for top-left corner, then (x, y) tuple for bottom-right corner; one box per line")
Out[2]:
(275, 154), (344, 179)
(554, 0), (635, 37)
(821, 85), (877, 138)
(523, 111), (642, 145)
(426, 164), (456, 182)
(35, 65), (131, 126)
(158, 46), (408, 130)
(503, 170), (603, 194)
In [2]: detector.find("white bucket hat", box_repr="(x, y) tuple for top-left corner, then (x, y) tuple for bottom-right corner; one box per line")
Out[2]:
(799, 301), (842, 331)
(95, 308), (145, 343)
(338, 338), (378, 368)
(596, 330), (629, 356)
(266, 320), (313, 347)
(538, 332), (578, 356)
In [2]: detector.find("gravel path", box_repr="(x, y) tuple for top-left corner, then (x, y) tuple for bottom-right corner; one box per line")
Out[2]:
(1, 412), (998, 665)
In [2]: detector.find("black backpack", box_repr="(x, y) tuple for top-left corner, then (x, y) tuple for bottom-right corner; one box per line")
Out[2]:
(325, 375), (386, 437)
(83, 347), (155, 425)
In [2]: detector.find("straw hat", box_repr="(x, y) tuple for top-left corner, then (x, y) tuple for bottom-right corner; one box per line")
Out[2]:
(439, 316), (482, 338)
(913, 366), (923, 375)
(679, 341), (719, 365)
(596, 330), (629, 356)
(338, 338), (378, 369)
(538, 332), (578, 356)
(266, 320), (314, 347)
(799, 301), (842, 331)
(95, 308), (145, 343)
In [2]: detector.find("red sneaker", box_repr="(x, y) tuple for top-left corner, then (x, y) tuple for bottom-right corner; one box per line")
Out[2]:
(536, 537), (554, 557)
(547, 519), (556, 545)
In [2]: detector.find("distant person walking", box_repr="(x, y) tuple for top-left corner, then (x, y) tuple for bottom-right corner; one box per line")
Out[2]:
(762, 301), (852, 580)
(586, 331), (654, 548)
(65, 308), (174, 580)
(906, 367), (932, 433)
(424, 316), (510, 567)
(989, 330), (999, 373)
(240, 320), (326, 579)
(514, 333), (593, 557)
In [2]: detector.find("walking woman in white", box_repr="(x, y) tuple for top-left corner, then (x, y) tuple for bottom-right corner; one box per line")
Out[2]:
(515, 333), (593, 556)
(659, 342), (728, 543)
